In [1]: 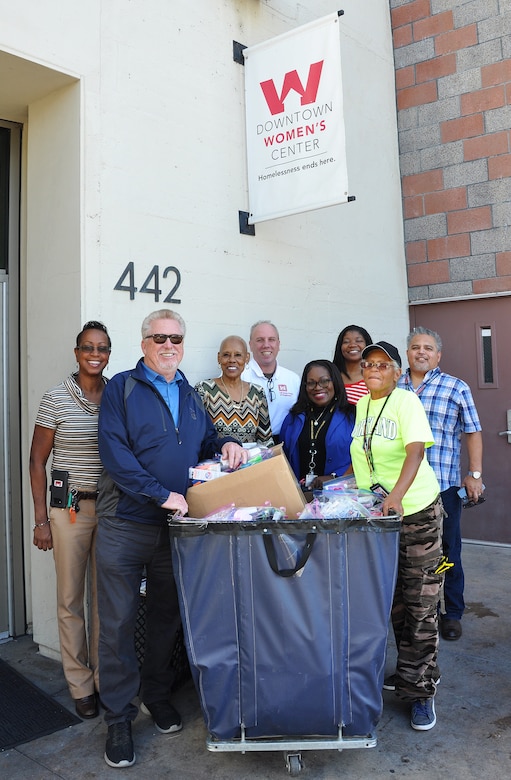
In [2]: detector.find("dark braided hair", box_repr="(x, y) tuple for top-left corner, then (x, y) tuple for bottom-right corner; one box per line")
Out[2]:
(333, 325), (372, 378)
(76, 321), (111, 348)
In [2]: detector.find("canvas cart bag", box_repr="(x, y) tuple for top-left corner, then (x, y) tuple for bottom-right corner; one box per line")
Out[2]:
(170, 515), (400, 740)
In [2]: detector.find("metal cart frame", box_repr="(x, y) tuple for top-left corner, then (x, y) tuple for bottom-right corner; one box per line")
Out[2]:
(207, 728), (377, 776)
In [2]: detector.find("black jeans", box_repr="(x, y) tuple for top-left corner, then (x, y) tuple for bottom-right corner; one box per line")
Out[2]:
(440, 486), (464, 620)
(96, 516), (180, 724)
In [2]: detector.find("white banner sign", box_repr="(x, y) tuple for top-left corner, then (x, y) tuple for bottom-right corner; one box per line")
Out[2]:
(243, 13), (349, 224)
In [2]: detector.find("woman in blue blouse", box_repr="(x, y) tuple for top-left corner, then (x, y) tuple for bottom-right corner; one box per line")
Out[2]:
(280, 360), (354, 489)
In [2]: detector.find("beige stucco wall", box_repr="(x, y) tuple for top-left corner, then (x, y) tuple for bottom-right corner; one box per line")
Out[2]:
(0, 0), (408, 657)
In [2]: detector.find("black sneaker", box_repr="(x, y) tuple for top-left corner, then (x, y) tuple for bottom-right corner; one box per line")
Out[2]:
(383, 673), (397, 691)
(383, 668), (441, 692)
(104, 721), (135, 768)
(140, 700), (182, 734)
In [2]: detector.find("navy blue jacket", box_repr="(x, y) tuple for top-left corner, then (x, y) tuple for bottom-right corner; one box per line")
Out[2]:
(280, 408), (354, 480)
(97, 359), (236, 525)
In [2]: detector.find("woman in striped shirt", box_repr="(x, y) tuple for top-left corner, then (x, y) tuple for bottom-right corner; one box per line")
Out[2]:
(333, 324), (373, 405)
(29, 321), (110, 721)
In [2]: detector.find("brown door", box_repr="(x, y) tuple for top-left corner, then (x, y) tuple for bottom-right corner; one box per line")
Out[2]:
(409, 296), (511, 543)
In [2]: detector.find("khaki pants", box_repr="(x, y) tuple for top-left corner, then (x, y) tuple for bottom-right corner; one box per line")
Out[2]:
(50, 499), (99, 699)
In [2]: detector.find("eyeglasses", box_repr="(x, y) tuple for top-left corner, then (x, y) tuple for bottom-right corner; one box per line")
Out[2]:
(360, 361), (396, 371)
(78, 345), (111, 354)
(305, 378), (333, 390)
(267, 376), (276, 402)
(144, 334), (184, 344)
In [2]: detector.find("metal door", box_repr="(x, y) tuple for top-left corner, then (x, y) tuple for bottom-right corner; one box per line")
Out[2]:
(410, 297), (511, 544)
(0, 120), (24, 638)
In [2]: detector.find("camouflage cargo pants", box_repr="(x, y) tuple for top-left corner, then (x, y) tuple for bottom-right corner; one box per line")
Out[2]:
(392, 495), (444, 702)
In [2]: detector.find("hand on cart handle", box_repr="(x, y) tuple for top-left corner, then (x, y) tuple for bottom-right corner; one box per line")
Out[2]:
(162, 491), (188, 515)
(382, 491), (402, 518)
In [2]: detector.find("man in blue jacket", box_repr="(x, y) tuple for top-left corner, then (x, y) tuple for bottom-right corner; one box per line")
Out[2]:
(96, 309), (246, 769)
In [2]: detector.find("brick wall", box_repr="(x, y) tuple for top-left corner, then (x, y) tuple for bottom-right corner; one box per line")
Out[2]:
(390, 0), (511, 300)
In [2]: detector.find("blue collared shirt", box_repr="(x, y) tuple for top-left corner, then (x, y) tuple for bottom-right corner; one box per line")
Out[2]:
(397, 366), (481, 490)
(141, 363), (183, 425)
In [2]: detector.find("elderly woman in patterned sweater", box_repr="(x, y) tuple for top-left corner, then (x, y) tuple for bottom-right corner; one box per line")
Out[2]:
(29, 321), (111, 720)
(195, 335), (274, 447)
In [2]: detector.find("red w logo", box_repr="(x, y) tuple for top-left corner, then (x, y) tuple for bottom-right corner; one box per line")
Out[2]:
(260, 61), (324, 116)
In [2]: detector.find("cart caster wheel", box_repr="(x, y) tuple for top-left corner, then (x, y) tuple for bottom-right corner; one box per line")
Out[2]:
(285, 752), (304, 775)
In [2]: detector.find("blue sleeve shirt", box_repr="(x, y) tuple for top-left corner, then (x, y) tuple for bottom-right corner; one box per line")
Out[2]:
(398, 367), (482, 490)
(141, 363), (183, 425)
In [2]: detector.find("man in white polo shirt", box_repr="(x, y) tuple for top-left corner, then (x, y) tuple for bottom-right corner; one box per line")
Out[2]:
(242, 320), (300, 442)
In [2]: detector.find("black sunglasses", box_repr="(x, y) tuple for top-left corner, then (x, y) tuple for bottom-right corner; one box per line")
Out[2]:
(78, 345), (111, 354)
(144, 334), (184, 345)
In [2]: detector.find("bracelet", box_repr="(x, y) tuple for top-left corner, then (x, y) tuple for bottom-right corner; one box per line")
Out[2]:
(33, 519), (50, 530)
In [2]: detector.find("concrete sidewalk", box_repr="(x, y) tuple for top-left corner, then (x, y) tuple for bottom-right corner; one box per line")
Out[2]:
(1, 541), (511, 779)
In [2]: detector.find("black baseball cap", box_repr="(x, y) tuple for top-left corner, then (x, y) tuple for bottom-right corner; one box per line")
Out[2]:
(361, 341), (402, 368)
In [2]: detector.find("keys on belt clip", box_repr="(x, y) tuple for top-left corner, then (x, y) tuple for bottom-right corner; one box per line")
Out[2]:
(67, 489), (80, 523)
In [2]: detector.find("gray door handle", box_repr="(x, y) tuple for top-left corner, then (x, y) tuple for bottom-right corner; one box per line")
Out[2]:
(498, 431), (511, 436)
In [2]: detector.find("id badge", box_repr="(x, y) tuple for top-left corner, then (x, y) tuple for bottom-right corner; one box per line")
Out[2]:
(370, 482), (389, 498)
(305, 473), (317, 488)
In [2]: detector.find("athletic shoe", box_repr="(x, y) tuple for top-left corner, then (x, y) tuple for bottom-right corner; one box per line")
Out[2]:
(383, 668), (441, 692)
(383, 673), (397, 691)
(411, 698), (436, 731)
(140, 700), (182, 734)
(104, 721), (135, 768)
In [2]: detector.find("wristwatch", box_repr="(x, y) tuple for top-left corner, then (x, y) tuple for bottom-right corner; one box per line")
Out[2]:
(468, 470), (482, 479)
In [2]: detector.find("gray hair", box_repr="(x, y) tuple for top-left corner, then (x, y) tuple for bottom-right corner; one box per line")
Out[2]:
(141, 309), (186, 338)
(249, 320), (280, 340)
(407, 326), (442, 351)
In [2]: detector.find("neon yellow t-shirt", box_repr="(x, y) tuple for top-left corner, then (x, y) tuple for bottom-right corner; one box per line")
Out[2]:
(350, 388), (440, 516)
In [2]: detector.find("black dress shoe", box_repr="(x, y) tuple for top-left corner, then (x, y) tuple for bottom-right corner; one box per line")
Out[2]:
(75, 693), (99, 719)
(441, 617), (462, 641)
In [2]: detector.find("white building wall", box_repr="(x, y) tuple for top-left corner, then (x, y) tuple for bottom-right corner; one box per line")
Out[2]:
(0, 0), (408, 657)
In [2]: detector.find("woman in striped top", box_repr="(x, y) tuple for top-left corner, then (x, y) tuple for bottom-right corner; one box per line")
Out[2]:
(29, 321), (110, 720)
(333, 324), (373, 405)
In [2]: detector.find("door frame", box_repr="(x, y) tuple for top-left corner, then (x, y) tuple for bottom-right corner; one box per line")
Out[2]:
(0, 118), (25, 639)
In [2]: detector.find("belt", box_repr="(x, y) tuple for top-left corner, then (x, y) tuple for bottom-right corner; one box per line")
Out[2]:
(75, 491), (98, 502)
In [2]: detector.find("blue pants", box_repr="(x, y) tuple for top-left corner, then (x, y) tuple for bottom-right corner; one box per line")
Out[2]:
(440, 486), (464, 620)
(96, 516), (181, 725)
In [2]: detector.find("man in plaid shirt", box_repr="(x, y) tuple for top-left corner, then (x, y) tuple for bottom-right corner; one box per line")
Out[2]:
(398, 327), (483, 642)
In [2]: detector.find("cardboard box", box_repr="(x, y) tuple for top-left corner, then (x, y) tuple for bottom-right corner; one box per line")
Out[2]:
(185, 445), (306, 519)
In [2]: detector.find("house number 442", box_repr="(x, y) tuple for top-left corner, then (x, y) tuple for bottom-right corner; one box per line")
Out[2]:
(114, 262), (181, 303)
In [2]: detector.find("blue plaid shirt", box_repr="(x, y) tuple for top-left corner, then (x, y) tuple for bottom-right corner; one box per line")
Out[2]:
(398, 367), (481, 491)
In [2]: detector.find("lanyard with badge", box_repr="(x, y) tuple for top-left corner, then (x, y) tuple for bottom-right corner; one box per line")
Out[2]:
(363, 392), (393, 498)
(304, 403), (334, 488)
